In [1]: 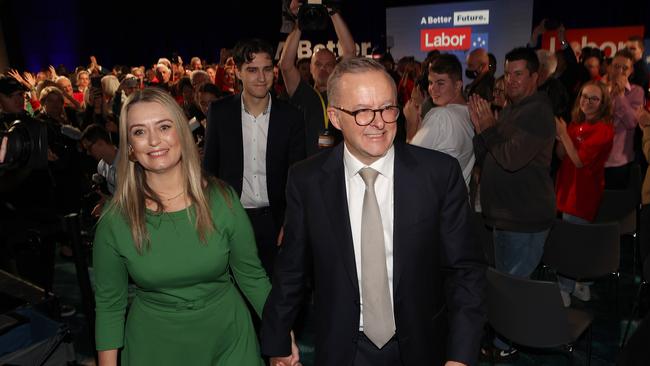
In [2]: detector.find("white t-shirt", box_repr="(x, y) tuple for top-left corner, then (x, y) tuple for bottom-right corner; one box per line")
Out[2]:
(410, 104), (475, 187)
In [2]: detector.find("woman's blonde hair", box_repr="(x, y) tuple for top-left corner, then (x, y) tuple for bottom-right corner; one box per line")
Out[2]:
(110, 87), (218, 252)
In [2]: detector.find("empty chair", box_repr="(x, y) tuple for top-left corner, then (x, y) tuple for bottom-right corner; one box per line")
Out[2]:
(621, 242), (650, 347)
(595, 165), (640, 262)
(486, 267), (593, 365)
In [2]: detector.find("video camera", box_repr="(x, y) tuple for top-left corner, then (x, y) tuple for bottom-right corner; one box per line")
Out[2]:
(284, 0), (343, 32)
(0, 119), (48, 175)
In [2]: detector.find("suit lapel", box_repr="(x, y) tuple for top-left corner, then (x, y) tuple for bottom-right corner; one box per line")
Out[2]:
(320, 144), (359, 298)
(392, 142), (420, 295)
(231, 94), (245, 194)
(266, 97), (277, 196)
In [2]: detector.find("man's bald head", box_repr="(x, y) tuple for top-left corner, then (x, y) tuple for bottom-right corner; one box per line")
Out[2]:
(466, 48), (489, 74)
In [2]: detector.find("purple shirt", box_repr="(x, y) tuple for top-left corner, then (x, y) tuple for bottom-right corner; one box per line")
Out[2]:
(605, 84), (645, 167)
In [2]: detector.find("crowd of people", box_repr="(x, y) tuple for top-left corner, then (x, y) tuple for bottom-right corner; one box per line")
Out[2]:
(1, 1), (650, 365)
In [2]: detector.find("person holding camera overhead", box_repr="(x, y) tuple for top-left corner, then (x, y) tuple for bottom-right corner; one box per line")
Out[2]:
(279, 0), (356, 155)
(93, 88), (287, 365)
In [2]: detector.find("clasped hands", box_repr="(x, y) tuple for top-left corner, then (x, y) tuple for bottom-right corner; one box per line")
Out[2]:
(270, 331), (301, 366)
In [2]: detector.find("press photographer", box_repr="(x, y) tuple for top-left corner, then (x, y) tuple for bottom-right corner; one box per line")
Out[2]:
(1, 74), (91, 294)
(283, 0), (343, 32)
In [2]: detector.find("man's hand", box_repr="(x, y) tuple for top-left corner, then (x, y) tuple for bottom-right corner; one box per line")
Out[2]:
(289, 0), (300, 17)
(48, 65), (58, 80)
(468, 94), (496, 133)
(557, 23), (566, 43)
(610, 75), (628, 96)
(637, 106), (650, 127)
(555, 116), (568, 139)
(277, 226), (285, 246)
(90, 55), (100, 73)
(270, 331), (301, 366)
(531, 19), (546, 40)
(0, 136), (7, 164)
(7, 69), (30, 90)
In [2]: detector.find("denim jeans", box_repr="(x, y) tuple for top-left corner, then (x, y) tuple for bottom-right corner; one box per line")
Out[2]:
(492, 228), (549, 351)
(493, 229), (549, 278)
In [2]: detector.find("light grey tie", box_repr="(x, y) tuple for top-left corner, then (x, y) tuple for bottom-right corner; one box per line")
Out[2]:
(359, 167), (395, 348)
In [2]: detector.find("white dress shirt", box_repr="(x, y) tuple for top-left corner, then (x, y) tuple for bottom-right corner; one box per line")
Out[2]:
(240, 95), (271, 208)
(343, 143), (395, 329)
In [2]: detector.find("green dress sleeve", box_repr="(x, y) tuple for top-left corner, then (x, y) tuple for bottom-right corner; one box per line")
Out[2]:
(222, 186), (272, 317)
(93, 208), (129, 350)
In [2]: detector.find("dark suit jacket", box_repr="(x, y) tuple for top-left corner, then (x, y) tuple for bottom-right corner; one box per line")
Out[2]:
(202, 94), (306, 228)
(261, 142), (486, 366)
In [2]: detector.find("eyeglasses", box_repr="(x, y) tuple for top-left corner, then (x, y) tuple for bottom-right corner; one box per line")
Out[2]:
(611, 63), (630, 72)
(332, 105), (400, 126)
(580, 94), (601, 103)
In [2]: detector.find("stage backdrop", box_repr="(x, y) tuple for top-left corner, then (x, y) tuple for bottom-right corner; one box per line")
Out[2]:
(541, 26), (645, 57)
(386, 0), (534, 79)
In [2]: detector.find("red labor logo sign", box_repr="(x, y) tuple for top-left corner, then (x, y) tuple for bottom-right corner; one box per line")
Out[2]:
(420, 27), (472, 51)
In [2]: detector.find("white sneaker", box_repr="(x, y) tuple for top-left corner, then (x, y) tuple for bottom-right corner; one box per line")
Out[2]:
(573, 282), (591, 302)
(560, 290), (571, 307)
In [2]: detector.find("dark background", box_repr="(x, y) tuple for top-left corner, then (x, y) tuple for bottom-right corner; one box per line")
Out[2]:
(1, 0), (649, 72)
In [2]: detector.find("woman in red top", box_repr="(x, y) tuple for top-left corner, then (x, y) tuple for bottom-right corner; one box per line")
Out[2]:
(554, 80), (614, 306)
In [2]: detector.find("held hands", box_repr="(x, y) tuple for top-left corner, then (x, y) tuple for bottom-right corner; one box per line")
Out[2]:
(270, 331), (301, 366)
(468, 94), (496, 133)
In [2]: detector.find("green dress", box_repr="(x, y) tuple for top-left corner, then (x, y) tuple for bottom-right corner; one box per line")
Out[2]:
(93, 185), (271, 365)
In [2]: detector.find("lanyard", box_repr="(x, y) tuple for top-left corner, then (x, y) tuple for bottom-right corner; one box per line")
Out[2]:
(313, 87), (329, 129)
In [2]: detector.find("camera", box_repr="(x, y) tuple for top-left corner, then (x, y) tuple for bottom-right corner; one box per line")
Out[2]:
(0, 119), (48, 174)
(296, 0), (342, 32)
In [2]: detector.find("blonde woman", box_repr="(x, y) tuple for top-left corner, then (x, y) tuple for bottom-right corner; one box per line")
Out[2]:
(93, 88), (271, 365)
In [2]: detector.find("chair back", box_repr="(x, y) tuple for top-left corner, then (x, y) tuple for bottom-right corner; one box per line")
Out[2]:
(543, 220), (620, 280)
(486, 267), (572, 348)
(594, 164), (641, 234)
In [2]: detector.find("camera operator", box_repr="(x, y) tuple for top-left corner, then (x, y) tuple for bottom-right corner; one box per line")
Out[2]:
(0, 75), (57, 289)
(279, 0), (355, 155)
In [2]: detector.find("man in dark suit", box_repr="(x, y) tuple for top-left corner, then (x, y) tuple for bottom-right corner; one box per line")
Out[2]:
(202, 39), (305, 277)
(261, 57), (486, 366)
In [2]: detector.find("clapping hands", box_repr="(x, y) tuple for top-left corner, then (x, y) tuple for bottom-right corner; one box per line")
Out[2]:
(468, 94), (497, 133)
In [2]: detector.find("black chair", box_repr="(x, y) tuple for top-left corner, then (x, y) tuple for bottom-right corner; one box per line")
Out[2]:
(621, 248), (650, 348)
(595, 164), (641, 275)
(543, 219), (620, 308)
(486, 267), (593, 365)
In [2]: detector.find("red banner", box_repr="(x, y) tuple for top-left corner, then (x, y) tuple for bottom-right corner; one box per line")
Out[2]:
(541, 26), (644, 57)
(420, 27), (472, 51)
